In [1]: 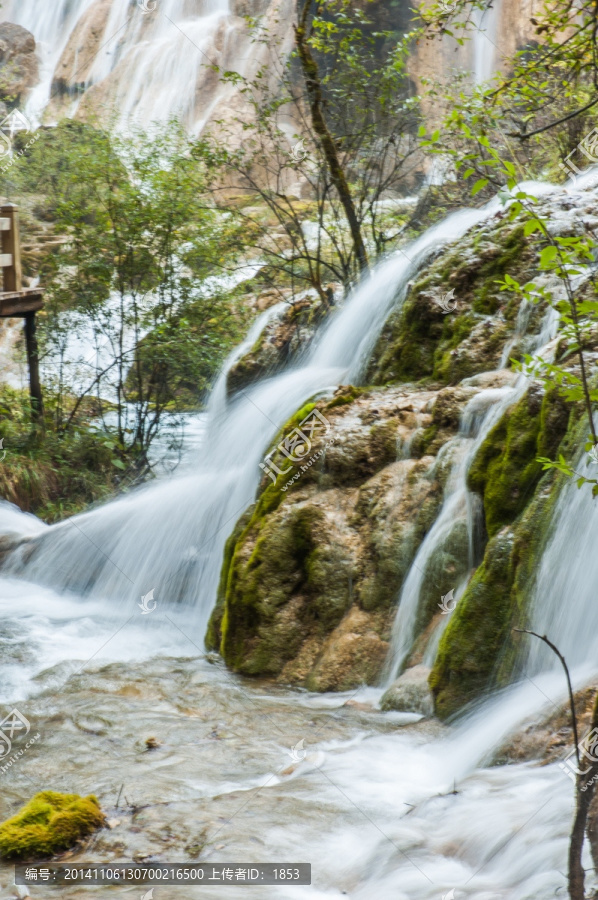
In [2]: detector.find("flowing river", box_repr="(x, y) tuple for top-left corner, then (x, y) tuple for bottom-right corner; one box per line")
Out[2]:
(0, 176), (597, 898)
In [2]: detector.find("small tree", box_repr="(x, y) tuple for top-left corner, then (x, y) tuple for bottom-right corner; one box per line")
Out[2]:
(14, 120), (248, 476)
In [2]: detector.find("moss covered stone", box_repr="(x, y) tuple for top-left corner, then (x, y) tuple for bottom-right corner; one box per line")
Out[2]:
(218, 501), (355, 676)
(206, 387), (447, 689)
(0, 791), (105, 860)
(429, 472), (564, 718)
(468, 385), (570, 537)
(428, 384), (572, 717)
(368, 220), (533, 387)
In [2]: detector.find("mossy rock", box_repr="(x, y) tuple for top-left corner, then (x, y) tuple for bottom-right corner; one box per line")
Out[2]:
(429, 526), (517, 719)
(368, 219), (534, 387)
(468, 385), (570, 537)
(206, 390), (444, 686)
(218, 501), (355, 676)
(429, 386), (572, 718)
(0, 791), (105, 860)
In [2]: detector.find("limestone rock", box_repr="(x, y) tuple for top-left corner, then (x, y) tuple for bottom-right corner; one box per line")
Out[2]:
(226, 291), (329, 395)
(0, 23), (39, 105)
(380, 665), (434, 716)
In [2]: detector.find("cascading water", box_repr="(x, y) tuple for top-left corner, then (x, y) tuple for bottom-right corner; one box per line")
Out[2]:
(382, 293), (559, 685)
(4, 206), (492, 644)
(382, 382), (517, 684)
(1, 0), (96, 122)
(525, 453), (598, 681)
(1, 0), (294, 133)
(472, 0), (502, 84)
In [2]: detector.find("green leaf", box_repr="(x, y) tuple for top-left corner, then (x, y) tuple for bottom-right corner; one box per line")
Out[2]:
(539, 245), (558, 266)
(523, 219), (541, 236)
(471, 178), (489, 196)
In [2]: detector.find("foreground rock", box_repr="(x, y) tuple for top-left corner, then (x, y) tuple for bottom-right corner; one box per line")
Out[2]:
(207, 372), (510, 691)
(380, 665), (434, 715)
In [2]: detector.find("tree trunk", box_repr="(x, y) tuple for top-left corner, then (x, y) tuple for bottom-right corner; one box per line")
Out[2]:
(294, 2), (369, 275)
(569, 692), (598, 899)
(586, 787), (598, 875)
(570, 774), (593, 900)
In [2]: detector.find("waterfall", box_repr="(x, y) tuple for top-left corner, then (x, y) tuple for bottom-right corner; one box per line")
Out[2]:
(472, 0), (502, 84)
(1, 0), (96, 122)
(382, 283), (560, 685)
(1, 0), (292, 133)
(4, 206), (494, 644)
(0, 181), (594, 900)
(382, 382), (521, 684)
(526, 453), (598, 680)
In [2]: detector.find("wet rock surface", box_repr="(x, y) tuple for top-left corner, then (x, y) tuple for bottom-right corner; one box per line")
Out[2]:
(380, 665), (434, 715)
(209, 374), (512, 691)
(226, 290), (334, 396)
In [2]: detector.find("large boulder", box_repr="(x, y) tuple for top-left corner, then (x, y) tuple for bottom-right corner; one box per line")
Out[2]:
(207, 383), (487, 690)
(0, 23), (39, 107)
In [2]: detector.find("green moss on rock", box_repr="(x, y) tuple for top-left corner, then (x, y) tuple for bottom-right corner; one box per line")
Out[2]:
(429, 473), (562, 718)
(368, 220), (533, 387)
(0, 791), (105, 860)
(468, 385), (570, 537)
(219, 502), (353, 676)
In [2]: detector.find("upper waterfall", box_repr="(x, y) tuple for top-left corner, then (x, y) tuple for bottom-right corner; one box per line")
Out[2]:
(0, 0), (294, 132)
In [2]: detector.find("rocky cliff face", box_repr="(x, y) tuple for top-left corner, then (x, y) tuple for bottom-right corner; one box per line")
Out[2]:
(209, 184), (598, 714)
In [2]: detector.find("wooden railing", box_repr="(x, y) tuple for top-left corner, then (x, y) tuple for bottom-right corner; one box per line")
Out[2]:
(0, 204), (44, 419)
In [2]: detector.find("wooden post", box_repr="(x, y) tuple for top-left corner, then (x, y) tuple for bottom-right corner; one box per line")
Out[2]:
(24, 312), (43, 420)
(1, 203), (43, 421)
(1, 203), (21, 292)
